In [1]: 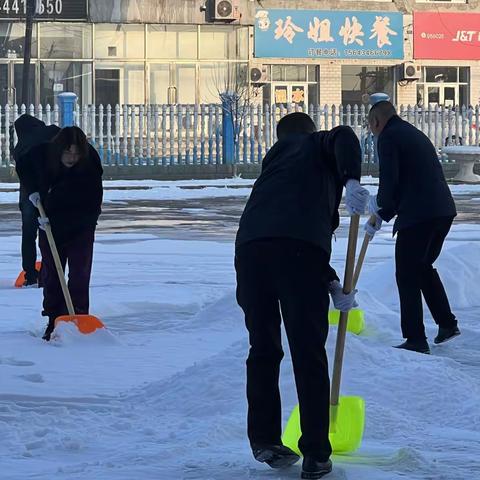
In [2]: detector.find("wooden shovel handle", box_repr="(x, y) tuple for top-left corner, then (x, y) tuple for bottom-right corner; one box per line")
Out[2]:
(37, 200), (76, 316)
(331, 214), (360, 406)
(352, 215), (376, 288)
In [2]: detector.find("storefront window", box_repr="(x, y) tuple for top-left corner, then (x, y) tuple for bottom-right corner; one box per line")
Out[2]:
(425, 67), (457, 83)
(417, 67), (470, 107)
(40, 24), (92, 59)
(0, 22), (38, 58)
(272, 65), (308, 82)
(459, 67), (469, 83)
(0, 63), (35, 104)
(148, 25), (197, 59)
(150, 64), (170, 104)
(40, 62), (92, 105)
(341, 66), (394, 105)
(200, 63), (227, 103)
(95, 63), (144, 105)
(460, 85), (469, 107)
(174, 64), (196, 104)
(285, 66), (307, 82)
(200, 26), (248, 60)
(94, 24), (144, 59)
(200, 63), (248, 103)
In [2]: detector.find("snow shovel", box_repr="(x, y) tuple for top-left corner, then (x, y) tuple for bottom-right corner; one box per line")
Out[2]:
(282, 214), (365, 454)
(14, 261), (42, 288)
(37, 201), (104, 336)
(328, 215), (377, 335)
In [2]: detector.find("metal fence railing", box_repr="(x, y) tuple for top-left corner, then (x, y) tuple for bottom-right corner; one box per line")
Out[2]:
(1, 103), (479, 168)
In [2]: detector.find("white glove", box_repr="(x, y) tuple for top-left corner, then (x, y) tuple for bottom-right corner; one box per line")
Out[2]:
(364, 215), (382, 238)
(29, 192), (41, 208)
(328, 280), (358, 312)
(345, 179), (369, 215)
(364, 195), (383, 237)
(37, 216), (50, 231)
(367, 194), (380, 215)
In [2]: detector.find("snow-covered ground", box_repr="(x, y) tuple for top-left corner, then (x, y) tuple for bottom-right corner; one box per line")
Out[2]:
(2, 176), (480, 204)
(1, 181), (479, 480)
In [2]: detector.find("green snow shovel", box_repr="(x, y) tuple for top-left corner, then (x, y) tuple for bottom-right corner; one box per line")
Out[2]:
(283, 214), (365, 454)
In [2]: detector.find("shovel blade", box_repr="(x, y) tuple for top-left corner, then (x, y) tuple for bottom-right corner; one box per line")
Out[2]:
(55, 314), (105, 334)
(328, 309), (365, 335)
(14, 261), (42, 288)
(282, 396), (365, 455)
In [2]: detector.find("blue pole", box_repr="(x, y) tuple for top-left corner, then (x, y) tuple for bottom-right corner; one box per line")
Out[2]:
(57, 92), (77, 127)
(222, 97), (235, 166)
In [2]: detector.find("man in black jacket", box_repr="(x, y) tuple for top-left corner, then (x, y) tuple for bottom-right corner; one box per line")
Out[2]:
(366, 101), (459, 354)
(235, 112), (368, 479)
(13, 115), (60, 286)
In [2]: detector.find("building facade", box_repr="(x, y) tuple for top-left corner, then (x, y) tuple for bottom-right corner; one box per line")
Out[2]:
(0, 0), (479, 108)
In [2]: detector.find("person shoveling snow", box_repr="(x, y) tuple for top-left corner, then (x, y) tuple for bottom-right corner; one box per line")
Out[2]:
(235, 112), (369, 479)
(17, 126), (104, 341)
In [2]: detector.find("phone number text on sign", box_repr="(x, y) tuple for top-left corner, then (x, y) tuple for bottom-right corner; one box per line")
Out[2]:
(0, 0), (87, 19)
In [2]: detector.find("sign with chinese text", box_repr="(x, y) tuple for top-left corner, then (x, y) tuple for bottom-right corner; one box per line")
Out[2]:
(274, 85), (288, 105)
(0, 0), (87, 21)
(254, 9), (404, 60)
(414, 12), (480, 60)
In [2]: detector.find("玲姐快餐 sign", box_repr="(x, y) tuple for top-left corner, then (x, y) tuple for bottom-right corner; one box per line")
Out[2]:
(414, 12), (480, 60)
(254, 9), (404, 59)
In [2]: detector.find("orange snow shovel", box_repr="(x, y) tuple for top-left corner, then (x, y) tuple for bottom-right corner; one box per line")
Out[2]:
(283, 214), (365, 454)
(37, 200), (104, 335)
(328, 215), (377, 334)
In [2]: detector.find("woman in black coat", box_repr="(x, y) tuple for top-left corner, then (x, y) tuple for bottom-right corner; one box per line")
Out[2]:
(19, 126), (103, 340)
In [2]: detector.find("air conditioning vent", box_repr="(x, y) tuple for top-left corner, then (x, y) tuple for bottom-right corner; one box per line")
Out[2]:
(206, 0), (235, 22)
(217, 1), (232, 18)
(250, 64), (269, 84)
(400, 62), (420, 81)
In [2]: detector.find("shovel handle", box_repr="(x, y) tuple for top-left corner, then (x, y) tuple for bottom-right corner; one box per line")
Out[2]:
(37, 201), (76, 316)
(331, 214), (360, 407)
(352, 215), (376, 288)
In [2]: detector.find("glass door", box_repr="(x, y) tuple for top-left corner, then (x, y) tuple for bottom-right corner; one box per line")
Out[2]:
(426, 84), (459, 108)
(442, 85), (459, 108)
(0, 62), (21, 105)
(427, 86), (440, 107)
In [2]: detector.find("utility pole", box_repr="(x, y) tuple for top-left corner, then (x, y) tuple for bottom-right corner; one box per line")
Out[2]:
(21, 0), (36, 106)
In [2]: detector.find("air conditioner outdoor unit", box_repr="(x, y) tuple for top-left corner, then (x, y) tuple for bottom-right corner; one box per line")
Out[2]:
(206, 0), (235, 22)
(250, 64), (269, 83)
(400, 62), (420, 81)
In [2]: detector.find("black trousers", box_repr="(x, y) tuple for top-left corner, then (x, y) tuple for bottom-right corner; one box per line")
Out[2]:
(39, 227), (95, 321)
(235, 238), (332, 462)
(395, 217), (457, 341)
(19, 193), (39, 282)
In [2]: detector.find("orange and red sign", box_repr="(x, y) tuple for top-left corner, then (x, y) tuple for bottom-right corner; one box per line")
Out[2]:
(414, 12), (480, 60)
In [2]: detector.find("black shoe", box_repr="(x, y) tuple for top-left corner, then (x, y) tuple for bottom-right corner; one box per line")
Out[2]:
(42, 319), (55, 342)
(252, 443), (300, 469)
(434, 326), (461, 344)
(301, 457), (333, 479)
(394, 339), (430, 354)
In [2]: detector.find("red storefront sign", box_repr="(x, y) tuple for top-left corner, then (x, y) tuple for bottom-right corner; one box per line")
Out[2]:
(414, 12), (480, 60)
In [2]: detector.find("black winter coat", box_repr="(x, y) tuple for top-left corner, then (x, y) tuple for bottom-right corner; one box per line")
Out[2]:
(376, 115), (457, 233)
(236, 126), (362, 257)
(17, 142), (103, 244)
(13, 114), (61, 204)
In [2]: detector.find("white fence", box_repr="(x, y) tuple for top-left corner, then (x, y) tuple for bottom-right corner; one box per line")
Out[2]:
(1, 103), (479, 168)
